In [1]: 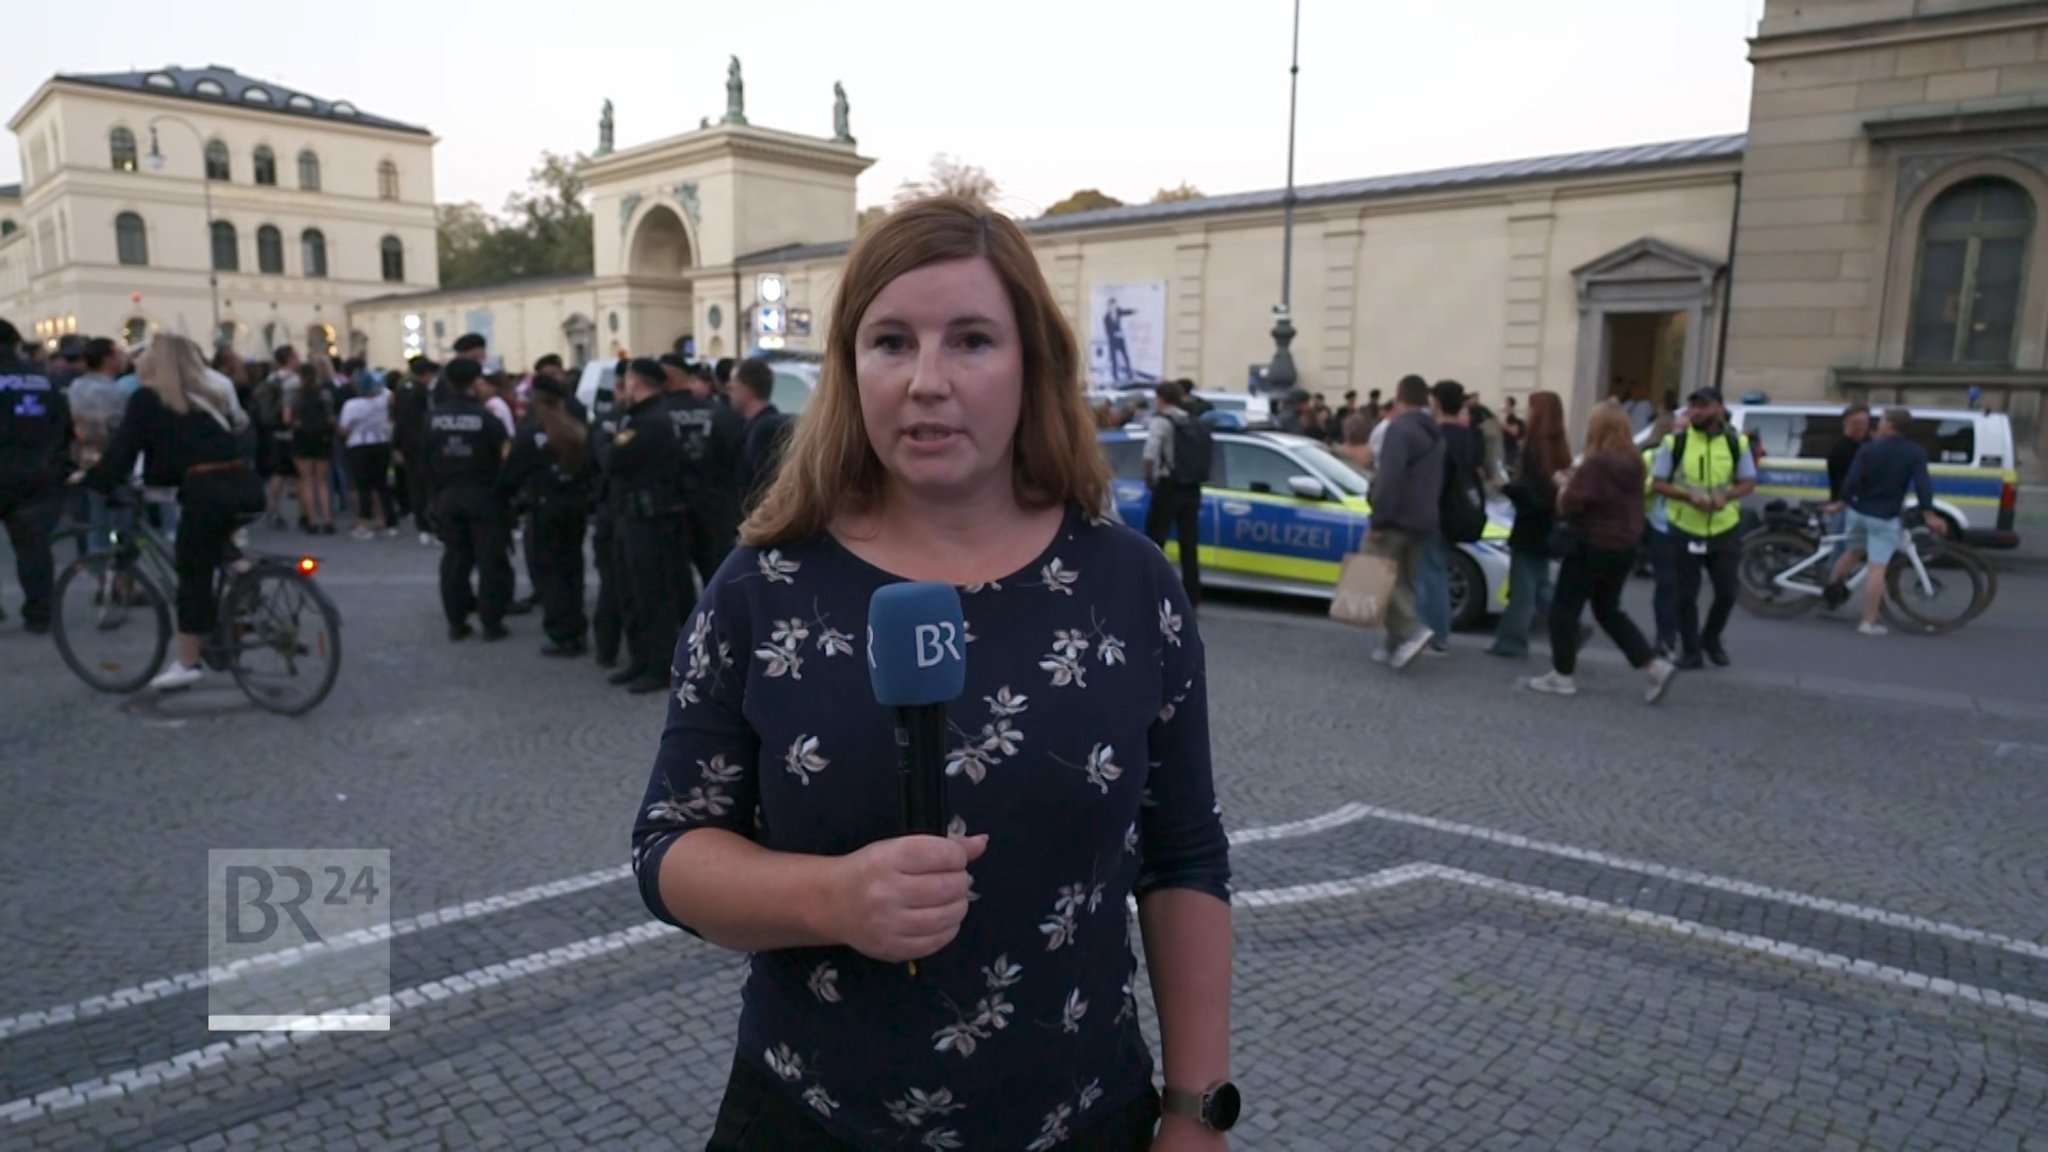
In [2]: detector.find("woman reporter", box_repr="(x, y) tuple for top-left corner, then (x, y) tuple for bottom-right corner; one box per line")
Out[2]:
(631, 197), (1236, 1151)
(79, 333), (266, 691)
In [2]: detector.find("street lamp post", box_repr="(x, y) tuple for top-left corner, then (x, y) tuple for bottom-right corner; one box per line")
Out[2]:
(145, 117), (222, 343)
(1265, 0), (1304, 396)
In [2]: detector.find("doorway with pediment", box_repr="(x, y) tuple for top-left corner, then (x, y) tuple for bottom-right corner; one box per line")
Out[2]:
(1571, 238), (1725, 423)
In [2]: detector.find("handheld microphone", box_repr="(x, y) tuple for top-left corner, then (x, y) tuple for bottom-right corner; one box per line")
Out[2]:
(867, 582), (967, 839)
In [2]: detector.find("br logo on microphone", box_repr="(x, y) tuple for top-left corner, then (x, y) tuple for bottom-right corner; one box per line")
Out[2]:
(206, 848), (392, 1033)
(868, 582), (967, 707)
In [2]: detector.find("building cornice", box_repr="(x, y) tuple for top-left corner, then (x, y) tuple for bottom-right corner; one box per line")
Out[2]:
(1750, 2), (2048, 61)
(581, 123), (873, 185)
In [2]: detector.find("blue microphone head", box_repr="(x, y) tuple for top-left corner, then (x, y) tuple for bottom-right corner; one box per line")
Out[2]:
(867, 581), (967, 707)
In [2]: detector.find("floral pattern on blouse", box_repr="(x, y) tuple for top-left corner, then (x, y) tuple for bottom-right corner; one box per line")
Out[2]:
(631, 505), (1229, 1150)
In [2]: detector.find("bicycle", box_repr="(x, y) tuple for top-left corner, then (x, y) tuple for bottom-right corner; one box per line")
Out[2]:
(49, 488), (343, 715)
(1736, 500), (1993, 634)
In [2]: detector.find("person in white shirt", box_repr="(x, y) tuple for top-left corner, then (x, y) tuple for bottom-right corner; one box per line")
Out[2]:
(339, 373), (400, 538)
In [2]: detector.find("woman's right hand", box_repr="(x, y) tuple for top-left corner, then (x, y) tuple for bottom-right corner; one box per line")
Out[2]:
(828, 834), (988, 963)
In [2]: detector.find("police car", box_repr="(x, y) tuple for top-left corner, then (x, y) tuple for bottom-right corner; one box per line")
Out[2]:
(1098, 427), (1512, 628)
(1635, 401), (2021, 548)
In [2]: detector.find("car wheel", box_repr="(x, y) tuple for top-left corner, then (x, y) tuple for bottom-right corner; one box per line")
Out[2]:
(1449, 550), (1485, 632)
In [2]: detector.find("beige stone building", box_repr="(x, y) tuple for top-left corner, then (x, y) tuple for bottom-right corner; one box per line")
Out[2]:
(0, 65), (439, 358)
(1723, 0), (2048, 473)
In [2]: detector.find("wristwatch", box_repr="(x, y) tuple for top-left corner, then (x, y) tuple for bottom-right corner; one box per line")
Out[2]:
(1161, 1080), (1241, 1132)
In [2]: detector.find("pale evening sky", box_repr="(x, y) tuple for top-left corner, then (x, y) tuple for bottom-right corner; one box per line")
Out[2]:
(4, 0), (1766, 219)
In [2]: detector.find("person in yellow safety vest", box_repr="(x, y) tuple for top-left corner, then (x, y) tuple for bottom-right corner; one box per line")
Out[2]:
(1650, 388), (1756, 669)
(1640, 411), (1681, 657)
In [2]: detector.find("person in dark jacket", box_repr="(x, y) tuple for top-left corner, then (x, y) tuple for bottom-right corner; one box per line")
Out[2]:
(1823, 407), (1941, 635)
(726, 356), (790, 512)
(0, 317), (72, 633)
(1489, 390), (1570, 657)
(1527, 403), (1675, 702)
(1420, 379), (1484, 653)
(391, 357), (440, 543)
(605, 358), (688, 694)
(79, 334), (264, 690)
(1363, 374), (1443, 670)
(501, 374), (596, 657)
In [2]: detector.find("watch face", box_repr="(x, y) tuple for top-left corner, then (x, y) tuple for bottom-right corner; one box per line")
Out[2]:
(1207, 1082), (1242, 1131)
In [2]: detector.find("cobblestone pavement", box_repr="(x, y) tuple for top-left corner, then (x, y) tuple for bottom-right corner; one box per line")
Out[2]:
(3, 525), (2047, 1149)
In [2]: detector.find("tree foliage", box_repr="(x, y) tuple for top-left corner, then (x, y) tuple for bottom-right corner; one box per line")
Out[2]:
(1151, 181), (1203, 203)
(1042, 188), (1125, 217)
(894, 153), (1000, 208)
(436, 150), (595, 289)
(857, 205), (890, 232)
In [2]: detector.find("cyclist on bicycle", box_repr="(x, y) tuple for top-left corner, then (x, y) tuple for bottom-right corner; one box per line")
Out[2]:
(1822, 406), (1943, 636)
(73, 333), (265, 691)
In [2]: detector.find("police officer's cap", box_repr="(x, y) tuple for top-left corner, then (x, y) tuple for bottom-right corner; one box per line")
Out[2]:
(627, 357), (668, 389)
(445, 357), (484, 389)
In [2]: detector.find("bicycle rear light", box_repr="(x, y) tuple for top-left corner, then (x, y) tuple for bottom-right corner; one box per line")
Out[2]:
(297, 557), (319, 575)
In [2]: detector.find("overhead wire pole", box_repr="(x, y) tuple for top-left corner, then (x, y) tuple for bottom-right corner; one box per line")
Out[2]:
(1266, 0), (1303, 394)
(146, 117), (222, 343)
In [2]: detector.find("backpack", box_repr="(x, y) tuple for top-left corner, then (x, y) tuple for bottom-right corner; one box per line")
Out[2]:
(1438, 424), (1487, 544)
(1166, 411), (1212, 484)
(294, 386), (333, 434)
(250, 377), (285, 429)
(1665, 427), (1744, 480)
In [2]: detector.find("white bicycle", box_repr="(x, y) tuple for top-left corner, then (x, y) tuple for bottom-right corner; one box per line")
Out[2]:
(1736, 501), (1992, 635)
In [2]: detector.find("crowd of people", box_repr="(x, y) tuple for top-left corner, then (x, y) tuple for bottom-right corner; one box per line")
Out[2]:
(0, 316), (795, 694)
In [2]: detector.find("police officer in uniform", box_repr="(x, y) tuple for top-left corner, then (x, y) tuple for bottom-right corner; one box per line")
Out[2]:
(0, 318), (71, 633)
(502, 372), (596, 657)
(659, 355), (745, 588)
(425, 357), (513, 641)
(607, 358), (688, 694)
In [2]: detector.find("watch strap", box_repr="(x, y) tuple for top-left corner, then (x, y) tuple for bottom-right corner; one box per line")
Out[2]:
(1161, 1086), (1206, 1121)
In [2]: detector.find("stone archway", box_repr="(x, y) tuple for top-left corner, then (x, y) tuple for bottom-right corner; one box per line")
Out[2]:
(629, 203), (693, 278)
(621, 203), (696, 354)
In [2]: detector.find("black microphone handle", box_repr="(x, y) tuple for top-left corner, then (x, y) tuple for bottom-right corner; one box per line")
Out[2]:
(895, 704), (950, 836)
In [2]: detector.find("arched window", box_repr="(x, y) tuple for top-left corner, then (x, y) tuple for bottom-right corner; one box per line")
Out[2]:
(379, 235), (404, 282)
(110, 127), (137, 172)
(211, 220), (239, 272)
(257, 225), (283, 274)
(1910, 177), (2034, 368)
(115, 212), (148, 266)
(253, 146), (277, 186)
(204, 139), (231, 181)
(301, 228), (327, 278)
(377, 159), (400, 201)
(297, 149), (321, 191)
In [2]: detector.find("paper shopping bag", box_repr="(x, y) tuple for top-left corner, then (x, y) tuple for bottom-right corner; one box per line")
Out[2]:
(1328, 551), (1396, 628)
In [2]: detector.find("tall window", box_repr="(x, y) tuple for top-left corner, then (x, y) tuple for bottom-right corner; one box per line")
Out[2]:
(301, 228), (327, 277)
(115, 212), (148, 266)
(379, 235), (404, 282)
(377, 159), (400, 201)
(297, 149), (321, 191)
(1910, 177), (2034, 368)
(204, 139), (231, 181)
(109, 127), (137, 172)
(257, 225), (283, 274)
(211, 220), (239, 272)
(253, 146), (277, 186)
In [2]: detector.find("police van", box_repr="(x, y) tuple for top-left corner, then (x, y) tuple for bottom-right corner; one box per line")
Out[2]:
(1638, 402), (2021, 548)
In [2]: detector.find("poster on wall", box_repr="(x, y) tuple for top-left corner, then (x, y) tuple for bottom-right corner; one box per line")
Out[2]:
(1087, 281), (1166, 387)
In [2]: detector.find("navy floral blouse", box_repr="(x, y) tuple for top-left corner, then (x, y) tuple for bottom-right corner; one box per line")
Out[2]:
(631, 504), (1232, 1150)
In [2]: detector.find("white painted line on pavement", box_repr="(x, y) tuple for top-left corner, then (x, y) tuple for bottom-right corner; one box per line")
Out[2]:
(1, 922), (672, 1125)
(1980, 739), (2048, 761)
(1349, 803), (2048, 961)
(1424, 865), (2048, 1024)
(1232, 863), (1439, 907)
(0, 803), (1363, 1044)
(0, 865), (629, 1042)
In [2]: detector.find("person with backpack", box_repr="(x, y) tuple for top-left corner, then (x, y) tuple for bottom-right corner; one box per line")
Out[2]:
(1419, 379), (1487, 655)
(1650, 387), (1756, 668)
(1143, 381), (1211, 606)
(287, 360), (338, 534)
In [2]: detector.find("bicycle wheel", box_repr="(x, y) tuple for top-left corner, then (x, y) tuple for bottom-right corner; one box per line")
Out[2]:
(1736, 531), (1820, 618)
(51, 552), (172, 693)
(1941, 539), (1998, 622)
(1883, 545), (1986, 635)
(223, 568), (342, 716)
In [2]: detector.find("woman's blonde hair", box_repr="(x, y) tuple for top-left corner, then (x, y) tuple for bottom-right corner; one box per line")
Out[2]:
(1583, 400), (1637, 459)
(740, 196), (1109, 546)
(136, 333), (212, 416)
